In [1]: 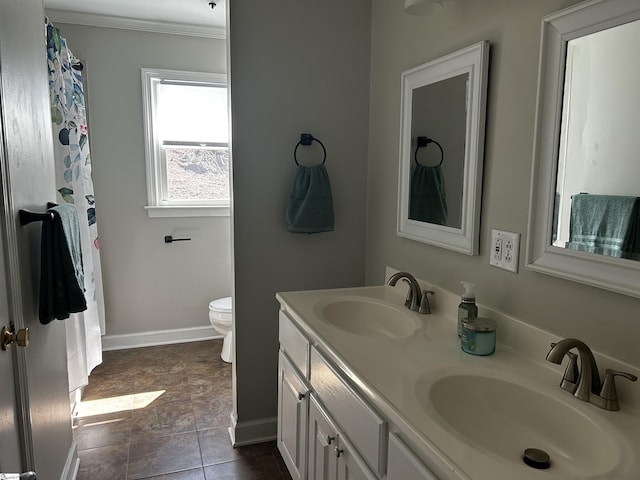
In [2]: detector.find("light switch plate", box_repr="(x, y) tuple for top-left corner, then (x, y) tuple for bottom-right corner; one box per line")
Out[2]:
(490, 229), (520, 273)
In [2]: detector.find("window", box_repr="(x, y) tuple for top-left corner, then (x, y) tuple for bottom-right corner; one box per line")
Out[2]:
(141, 68), (229, 217)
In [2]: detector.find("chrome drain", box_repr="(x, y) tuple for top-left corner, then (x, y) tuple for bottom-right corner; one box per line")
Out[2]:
(523, 448), (551, 469)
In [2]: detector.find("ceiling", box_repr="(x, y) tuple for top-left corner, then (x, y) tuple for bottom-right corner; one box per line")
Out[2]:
(44, 0), (226, 37)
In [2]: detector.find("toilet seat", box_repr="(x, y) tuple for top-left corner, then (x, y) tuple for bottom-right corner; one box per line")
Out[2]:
(209, 296), (232, 314)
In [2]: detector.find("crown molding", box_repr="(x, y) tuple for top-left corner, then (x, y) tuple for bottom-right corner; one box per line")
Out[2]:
(45, 9), (226, 39)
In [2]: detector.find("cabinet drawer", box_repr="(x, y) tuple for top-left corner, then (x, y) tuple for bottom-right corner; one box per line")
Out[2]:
(279, 311), (310, 378)
(310, 346), (387, 476)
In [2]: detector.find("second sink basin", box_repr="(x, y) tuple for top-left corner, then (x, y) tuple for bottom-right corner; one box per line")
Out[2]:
(318, 297), (420, 340)
(420, 373), (622, 478)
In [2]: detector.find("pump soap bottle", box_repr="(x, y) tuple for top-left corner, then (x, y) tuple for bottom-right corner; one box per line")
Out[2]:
(457, 281), (478, 337)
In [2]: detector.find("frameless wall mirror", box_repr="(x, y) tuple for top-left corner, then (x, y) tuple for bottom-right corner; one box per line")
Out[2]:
(397, 41), (489, 255)
(528, 0), (640, 297)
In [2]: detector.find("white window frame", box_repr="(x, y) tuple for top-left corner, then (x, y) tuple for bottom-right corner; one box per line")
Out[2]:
(141, 68), (229, 218)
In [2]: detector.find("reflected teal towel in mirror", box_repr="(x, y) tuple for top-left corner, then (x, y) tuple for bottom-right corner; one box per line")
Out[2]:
(409, 164), (447, 225)
(567, 194), (640, 260)
(286, 164), (334, 233)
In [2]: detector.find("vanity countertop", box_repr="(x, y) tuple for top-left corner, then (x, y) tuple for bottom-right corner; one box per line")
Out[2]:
(276, 284), (640, 480)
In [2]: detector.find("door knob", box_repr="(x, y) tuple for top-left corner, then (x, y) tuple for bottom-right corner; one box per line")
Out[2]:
(1, 323), (30, 351)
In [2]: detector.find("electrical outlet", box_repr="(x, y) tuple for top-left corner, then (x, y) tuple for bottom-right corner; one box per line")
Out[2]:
(490, 229), (520, 273)
(493, 236), (503, 262)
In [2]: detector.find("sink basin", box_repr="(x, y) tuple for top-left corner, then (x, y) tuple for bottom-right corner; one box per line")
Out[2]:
(421, 374), (621, 477)
(319, 298), (420, 340)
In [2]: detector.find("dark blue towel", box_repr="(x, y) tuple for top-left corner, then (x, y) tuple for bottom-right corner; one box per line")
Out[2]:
(39, 204), (87, 324)
(409, 164), (447, 225)
(286, 164), (334, 233)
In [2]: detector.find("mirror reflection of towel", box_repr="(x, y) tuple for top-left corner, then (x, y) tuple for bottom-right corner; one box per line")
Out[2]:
(286, 164), (335, 234)
(567, 194), (640, 260)
(409, 164), (447, 225)
(39, 204), (87, 324)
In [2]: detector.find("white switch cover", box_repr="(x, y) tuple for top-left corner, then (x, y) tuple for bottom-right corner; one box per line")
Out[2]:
(490, 229), (520, 273)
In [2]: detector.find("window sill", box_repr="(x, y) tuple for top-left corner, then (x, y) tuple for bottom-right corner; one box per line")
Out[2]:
(145, 205), (230, 218)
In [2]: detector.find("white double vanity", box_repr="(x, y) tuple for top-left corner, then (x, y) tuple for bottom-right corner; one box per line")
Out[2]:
(273, 2), (640, 474)
(275, 276), (640, 480)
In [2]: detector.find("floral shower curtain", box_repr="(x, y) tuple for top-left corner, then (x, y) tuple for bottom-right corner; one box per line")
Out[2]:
(46, 20), (105, 392)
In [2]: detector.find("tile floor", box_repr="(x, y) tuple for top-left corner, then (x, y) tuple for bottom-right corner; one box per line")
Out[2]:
(73, 340), (292, 480)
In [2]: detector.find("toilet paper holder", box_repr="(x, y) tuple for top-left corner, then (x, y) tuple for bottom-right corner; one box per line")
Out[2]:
(164, 235), (191, 244)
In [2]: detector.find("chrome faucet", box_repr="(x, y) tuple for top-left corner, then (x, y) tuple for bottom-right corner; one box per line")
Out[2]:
(386, 272), (433, 314)
(546, 338), (637, 411)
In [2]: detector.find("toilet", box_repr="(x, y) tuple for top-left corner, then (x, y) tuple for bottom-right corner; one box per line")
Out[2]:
(208, 296), (233, 363)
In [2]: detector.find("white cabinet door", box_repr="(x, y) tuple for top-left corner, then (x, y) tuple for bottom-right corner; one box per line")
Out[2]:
(387, 433), (439, 480)
(308, 395), (376, 480)
(336, 434), (378, 480)
(308, 395), (338, 480)
(278, 352), (310, 480)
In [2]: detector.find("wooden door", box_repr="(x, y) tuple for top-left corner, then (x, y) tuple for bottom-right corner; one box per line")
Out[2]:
(0, 208), (22, 475)
(0, 1), (77, 479)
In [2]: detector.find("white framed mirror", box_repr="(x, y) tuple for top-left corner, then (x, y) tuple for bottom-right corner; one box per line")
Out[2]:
(397, 41), (489, 255)
(527, 0), (640, 298)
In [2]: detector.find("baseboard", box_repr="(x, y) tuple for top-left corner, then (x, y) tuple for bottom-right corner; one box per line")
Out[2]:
(60, 439), (79, 480)
(101, 326), (221, 351)
(229, 414), (277, 446)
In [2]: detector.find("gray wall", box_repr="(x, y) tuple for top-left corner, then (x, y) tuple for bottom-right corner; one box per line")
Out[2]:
(55, 24), (232, 337)
(229, 0), (371, 436)
(367, 0), (640, 366)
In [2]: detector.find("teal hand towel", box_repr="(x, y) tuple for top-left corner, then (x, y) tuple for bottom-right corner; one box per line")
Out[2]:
(286, 164), (334, 233)
(625, 199), (640, 260)
(409, 164), (447, 225)
(39, 204), (87, 324)
(566, 194), (640, 259)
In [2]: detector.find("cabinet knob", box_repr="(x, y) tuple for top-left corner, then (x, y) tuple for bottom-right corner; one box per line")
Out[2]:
(335, 446), (344, 458)
(326, 435), (335, 445)
(297, 391), (307, 401)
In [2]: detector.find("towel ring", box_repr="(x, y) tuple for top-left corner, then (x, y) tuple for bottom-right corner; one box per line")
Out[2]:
(294, 133), (326, 166)
(414, 136), (444, 167)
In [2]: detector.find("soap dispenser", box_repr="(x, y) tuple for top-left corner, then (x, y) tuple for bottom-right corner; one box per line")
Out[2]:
(457, 281), (478, 337)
